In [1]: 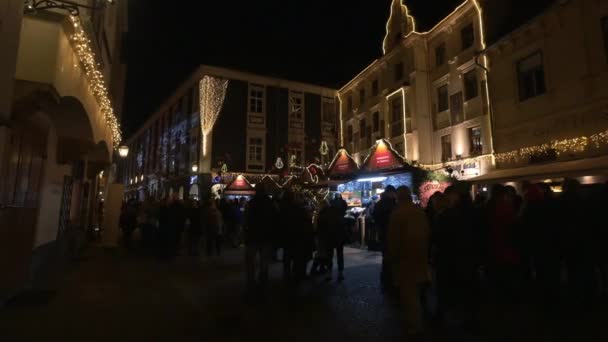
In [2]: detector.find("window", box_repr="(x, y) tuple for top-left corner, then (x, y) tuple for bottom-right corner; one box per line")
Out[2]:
(517, 51), (546, 101)
(394, 62), (404, 81)
(347, 96), (353, 113)
(322, 99), (335, 124)
(359, 88), (366, 106)
(391, 98), (403, 137)
(464, 70), (478, 101)
(437, 84), (449, 112)
(601, 17), (608, 62)
(249, 84), (264, 113)
(347, 125), (353, 143)
(289, 91), (304, 120)
(469, 126), (482, 156)
(461, 23), (474, 50)
(372, 79), (379, 96)
(441, 134), (452, 162)
(435, 42), (446, 66)
(360, 119), (366, 138)
(248, 137), (263, 163)
(372, 112), (380, 132)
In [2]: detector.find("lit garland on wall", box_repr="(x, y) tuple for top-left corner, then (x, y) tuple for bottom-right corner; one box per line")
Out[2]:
(382, 0), (416, 54)
(199, 76), (229, 157)
(495, 130), (608, 163)
(69, 15), (121, 146)
(420, 154), (492, 171)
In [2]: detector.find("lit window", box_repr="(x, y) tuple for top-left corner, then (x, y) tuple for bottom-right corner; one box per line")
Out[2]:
(249, 84), (264, 113)
(248, 137), (263, 163)
(517, 51), (546, 101)
(441, 134), (452, 162)
(461, 23), (474, 50)
(464, 70), (478, 101)
(290, 92), (304, 120)
(469, 126), (482, 156)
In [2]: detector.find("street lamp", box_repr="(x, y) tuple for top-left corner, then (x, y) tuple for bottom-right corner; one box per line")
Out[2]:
(118, 145), (129, 158)
(191, 164), (199, 173)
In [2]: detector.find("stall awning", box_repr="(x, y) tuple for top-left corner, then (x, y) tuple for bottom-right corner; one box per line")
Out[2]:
(360, 139), (406, 173)
(224, 174), (255, 195)
(258, 175), (282, 194)
(327, 148), (359, 178)
(470, 155), (608, 183)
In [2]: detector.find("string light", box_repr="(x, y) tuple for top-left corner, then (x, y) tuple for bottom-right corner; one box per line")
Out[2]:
(420, 154), (492, 171)
(495, 130), (608, 163)
(382, 0), (416, 54)
(385, 88), (408, 159)
(199, 76), (229, 157)
(68, 15), (121, 147)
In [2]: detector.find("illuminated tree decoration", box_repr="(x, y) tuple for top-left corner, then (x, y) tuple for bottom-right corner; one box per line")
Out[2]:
(199, 76), (229, 157)
(275, 157), (284, 169)
(221, 163), (228, 174)
(68, 15), (122, 146)
(290, 154), (297, 167)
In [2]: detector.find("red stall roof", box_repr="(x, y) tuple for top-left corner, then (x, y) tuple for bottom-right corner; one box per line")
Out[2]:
(327, 148), (359, 178)
(361, 139), (406, 173)
(224, 175), (255, 195)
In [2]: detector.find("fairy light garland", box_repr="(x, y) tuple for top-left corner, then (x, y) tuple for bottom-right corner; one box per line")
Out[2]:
(69, 15), (121, 146)
(495, 129), (608, 163)
(199, 76), (229, 157)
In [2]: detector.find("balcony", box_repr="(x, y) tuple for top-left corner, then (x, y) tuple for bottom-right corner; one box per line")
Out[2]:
(14, 14), (118, 163)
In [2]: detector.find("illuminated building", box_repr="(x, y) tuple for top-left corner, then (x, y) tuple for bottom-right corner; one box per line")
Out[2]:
(120, 65), (338, 200)
(0, 1), (128, 302)
(338, 0), (494, 180)
(473, 0), (608, 186)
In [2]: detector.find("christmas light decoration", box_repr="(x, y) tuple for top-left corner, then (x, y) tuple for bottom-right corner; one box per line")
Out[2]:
(275, 157), (284, 170)
(319, 141), (329, 155)
(69, 15), (122, 146)
(386, 88), (408, 158)
(420, 154), (492, 171)
(382, 0), (416, 54)
(199, 76), (229, 157)
(338, 94), (344, 146)
(495, 130), (608, 163)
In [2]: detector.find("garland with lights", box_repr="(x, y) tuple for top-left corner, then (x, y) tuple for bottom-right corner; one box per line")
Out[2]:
(495, 129), (608, 163)
(69, 15), (122, 146)
(199, 76), (229, 157)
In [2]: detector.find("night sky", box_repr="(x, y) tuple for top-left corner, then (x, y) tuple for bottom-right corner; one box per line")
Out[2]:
(122, 0), (466, 137)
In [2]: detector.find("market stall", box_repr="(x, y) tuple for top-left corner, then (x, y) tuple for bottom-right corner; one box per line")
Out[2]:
(223, 174), (255, 199)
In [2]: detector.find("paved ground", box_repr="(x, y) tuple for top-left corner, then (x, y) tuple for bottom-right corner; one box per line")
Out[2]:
(2, 244), (608, 341)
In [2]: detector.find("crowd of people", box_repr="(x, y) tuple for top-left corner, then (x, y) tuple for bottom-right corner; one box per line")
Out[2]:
(119, 178), (608, 339)
(369, 180), (608, 339)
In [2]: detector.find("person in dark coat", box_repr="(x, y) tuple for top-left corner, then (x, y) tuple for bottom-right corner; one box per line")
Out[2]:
(328, 200), (349, 281)
(187, 200), (203, 256)
(433, 186), (479, 329)
(203, 198), (223, 257)
(157, 198), (171, 260)
(244, 187), (276, 296)
(168, 196), (187, 256)
(372, 185), (397, 290)
(283, 192), (314, 286)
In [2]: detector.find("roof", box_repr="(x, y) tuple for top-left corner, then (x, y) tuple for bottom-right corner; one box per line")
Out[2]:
(486, 0), (556, 46)
(470, 155), (608, 183)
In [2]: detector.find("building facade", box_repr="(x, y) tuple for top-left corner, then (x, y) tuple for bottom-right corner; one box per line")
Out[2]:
(338, 0), (493, 181)
(476, 0), (608, 187)
(0, 0), (128, 301)
(122, 66), (338, 200)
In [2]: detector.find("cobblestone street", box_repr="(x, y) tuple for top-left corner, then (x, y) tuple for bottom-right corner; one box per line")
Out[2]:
(2, 245), (608, 342)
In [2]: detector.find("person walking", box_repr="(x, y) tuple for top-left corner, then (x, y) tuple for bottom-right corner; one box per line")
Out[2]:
(244, 187), (276, 297)
(187, 200), (203, 256)
(203, 198), (223, 257)
(373, 185), (397, 291)
(168, 195), (187, 256)
(387, 186), (431, 339)
(328, 199), (348, 281)
(283, 192), (314, 286)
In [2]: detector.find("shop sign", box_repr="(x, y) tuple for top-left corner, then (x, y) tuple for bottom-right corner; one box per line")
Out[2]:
(461, 161), (480, 178)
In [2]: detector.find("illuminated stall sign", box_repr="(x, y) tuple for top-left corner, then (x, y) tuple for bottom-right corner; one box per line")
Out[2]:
(327, 149), (359, 177)
(361, 139), (405, 172)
